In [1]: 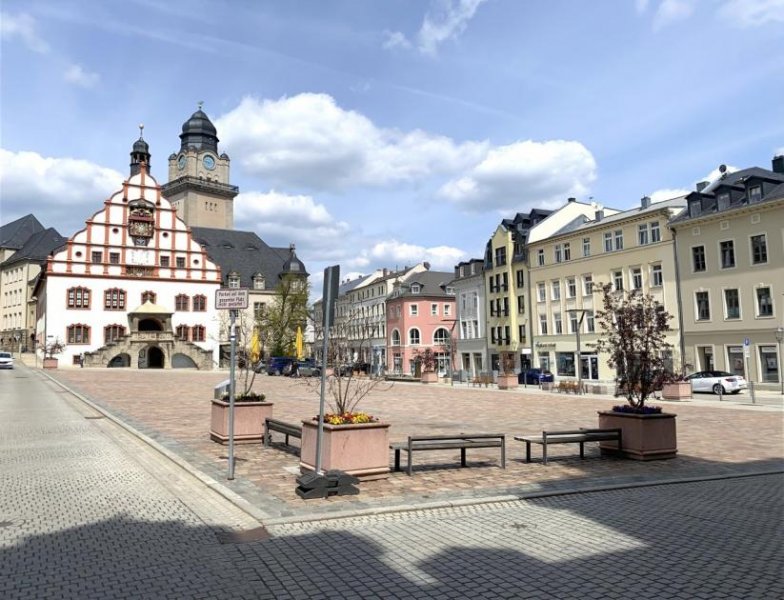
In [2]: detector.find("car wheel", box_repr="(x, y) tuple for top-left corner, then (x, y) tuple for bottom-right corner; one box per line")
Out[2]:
(712, 383), (725, 395)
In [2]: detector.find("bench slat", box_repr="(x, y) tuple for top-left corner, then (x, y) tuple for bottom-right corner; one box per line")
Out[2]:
(391, 434), (506, 475)
(514, 428), (622, 465)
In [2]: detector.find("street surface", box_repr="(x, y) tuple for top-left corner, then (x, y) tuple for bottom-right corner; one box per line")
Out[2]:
(2, 365), (782, 599)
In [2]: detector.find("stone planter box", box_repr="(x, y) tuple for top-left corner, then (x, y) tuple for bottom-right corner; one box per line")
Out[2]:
(420, 371), (438, 384)
(42, 358), (59, 369)
(300, 420), (390, 479)
(588, 384), (609, 395)
(597, 410), (677, 461)
(662, 381), (691, 400)
(497, 374), (518, 390)
(210, 399), (273, 444)
(541, 382), (554, 391)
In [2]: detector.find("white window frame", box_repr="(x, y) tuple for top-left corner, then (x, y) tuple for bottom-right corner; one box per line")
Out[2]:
(551, 280), (561, 301)
(583, 275), (593, 296)
(638, 224), (649, 246)
(604, 232), (612, 252)
(718, 239), (736, 270)
(537, 282), (546, 302)
(431, 303), (438, 316)
(651, 264), (663, 287)
(582, 237), (591, 257)
(754, 285), (774, 318)
(650, 221), (661, 243)
(722, 288), (741, 321)
(695, 290), (711, 322)
(408, 328), (421, 345)
(749, 233), (768, 266)
(631, 267), (643, 290)
(409, 304), (419, 316)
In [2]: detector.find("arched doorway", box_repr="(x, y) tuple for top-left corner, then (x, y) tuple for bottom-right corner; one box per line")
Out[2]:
(147, 346), (164, 368)
(138, 318), (163, 331)
(108, 353), (131, 368)
(171, 353), (197, 369)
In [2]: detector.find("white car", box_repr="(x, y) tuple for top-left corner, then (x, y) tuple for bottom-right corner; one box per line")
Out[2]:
(685, 370), (747, 394)
(0, 351), (14, 369)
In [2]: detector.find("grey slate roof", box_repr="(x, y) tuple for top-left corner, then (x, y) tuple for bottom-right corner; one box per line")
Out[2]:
(191, 227), (307, 289)
(552, 196), (687, 237)
(0, 214), (44, 250)
(393, 270), (454, 299)
(1, 228), (67, 267)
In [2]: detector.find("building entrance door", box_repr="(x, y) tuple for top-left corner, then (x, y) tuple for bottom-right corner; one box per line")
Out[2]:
(580, 354), (599, 380)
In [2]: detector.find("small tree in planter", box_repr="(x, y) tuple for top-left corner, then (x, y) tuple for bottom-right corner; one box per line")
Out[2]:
(497, 351), (519, 389)
(413, 348), (438, 383)
(594, 283), (678, 460)
(42, 338), (66, 369)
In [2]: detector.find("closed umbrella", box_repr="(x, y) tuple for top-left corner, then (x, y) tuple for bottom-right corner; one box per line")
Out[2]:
(249, 329), (261, 364)
(295, 326), (304, 360)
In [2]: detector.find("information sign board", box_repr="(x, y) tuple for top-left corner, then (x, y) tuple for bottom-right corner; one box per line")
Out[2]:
(215, 289), (249, 310)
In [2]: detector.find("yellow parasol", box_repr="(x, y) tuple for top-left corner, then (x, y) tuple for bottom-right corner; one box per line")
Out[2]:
(249, 328), (261, 364)
(295, 326), (304, 360)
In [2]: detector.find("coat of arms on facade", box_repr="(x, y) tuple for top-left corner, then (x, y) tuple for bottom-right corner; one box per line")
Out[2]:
(128, 201), (154, 246)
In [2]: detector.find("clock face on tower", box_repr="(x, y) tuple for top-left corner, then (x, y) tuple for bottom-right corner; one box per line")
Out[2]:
(177, 155), (186, 170)
(203, 155), (216, 170)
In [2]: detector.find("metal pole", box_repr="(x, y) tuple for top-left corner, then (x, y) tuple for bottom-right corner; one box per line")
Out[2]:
(576, 325), (582, 394)
(315, 267), (337, 475)
(228, 309), (237, 480)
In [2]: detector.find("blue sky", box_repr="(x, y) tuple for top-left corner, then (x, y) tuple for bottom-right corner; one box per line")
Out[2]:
(2, 0), (783, 289)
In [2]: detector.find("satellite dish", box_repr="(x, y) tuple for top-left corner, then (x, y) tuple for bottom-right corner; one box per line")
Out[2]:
(719, 164), (727, 174)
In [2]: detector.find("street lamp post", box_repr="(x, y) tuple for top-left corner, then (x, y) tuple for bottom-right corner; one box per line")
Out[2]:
(567, 309), (589, 394)
(776, 327), (784, 395)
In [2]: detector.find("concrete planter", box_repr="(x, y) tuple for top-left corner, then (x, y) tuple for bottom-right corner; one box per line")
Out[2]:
(597, 410), (677, 461)
(662, 382), (691, 400)
(210, 399), (273, 444)
(541, 382), (554, 391)
(421, 371), (438, 384)
(42, 358), (58, 369)
(300, 420), (390, 479)
(497, 374), (518, 390)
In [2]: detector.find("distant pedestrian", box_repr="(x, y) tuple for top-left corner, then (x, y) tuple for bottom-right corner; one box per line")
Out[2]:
(79, 353), (84, 368)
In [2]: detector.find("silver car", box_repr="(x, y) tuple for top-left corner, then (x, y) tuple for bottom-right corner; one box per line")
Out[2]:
(685, 370), (747, 394)
(0, 351), (14, 369)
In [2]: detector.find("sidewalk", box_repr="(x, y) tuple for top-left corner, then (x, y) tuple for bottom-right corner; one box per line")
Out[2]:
(37, 364), (783, 523)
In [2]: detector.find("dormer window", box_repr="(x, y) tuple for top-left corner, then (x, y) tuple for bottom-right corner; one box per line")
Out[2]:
(252, 274), (265, 290)
(717, 193), (730, 210)
(411, 284), (421, 294)
(748, 185), (762, 203)
(446, 286), (455, 295)
(228, 272), (240, 289)
(689, 199), (702, 217)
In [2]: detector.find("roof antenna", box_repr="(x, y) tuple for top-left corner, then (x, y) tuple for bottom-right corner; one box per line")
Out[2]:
(197, 100), (204, 111)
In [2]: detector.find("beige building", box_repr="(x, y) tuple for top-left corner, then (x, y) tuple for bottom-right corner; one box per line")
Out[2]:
(528, 196), (685, 383)
(670, 159), (784, 390)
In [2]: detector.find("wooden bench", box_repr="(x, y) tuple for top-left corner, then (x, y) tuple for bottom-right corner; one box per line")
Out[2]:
(264, 418), (302, 448)
(471, 373), (493, 387)
(390, 434), (506, 475)
(555, 381), (580, 394)
(514, 428), (622, 465)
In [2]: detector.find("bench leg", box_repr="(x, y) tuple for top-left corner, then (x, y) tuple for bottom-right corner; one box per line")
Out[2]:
(285, 434), (289, 445)
(460, 447), (467, 467)
(394, 449), (401, 472)
(543, 442), (548, 465)
(263, 426), (269, 448)
(407, 450), (413, 476)
(501, 440), (506, 469)
(580, 441), (585, 459)
(525, 442), (531, 463)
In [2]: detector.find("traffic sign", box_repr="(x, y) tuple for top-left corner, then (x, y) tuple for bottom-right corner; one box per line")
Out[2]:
(215, 288), (249, 310)
(743, 337), (750, 347)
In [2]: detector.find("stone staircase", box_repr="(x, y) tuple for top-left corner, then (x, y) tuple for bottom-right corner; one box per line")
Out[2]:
(83, 332), (214, 369)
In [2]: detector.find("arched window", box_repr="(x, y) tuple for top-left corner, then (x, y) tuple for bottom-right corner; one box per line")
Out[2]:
(192, 325), (205, 342)
(141, 291), (157, 304)
(67, 287), (90, 309)
(433, 327), (450, 345)
(408, 328), (421, 345)
(175, 294), (190, 311)
(391, 329), (401, 346)
(67, 324), (90, 344)
(104, 325), (126, 343)
(176, 325), (190, 341)
(104, 288), (126, 310)
(192, 295), (207, 312)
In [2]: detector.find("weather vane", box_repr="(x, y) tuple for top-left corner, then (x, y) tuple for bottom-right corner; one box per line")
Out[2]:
(138, 123), (144, 138)
(197, 100), (204, 110)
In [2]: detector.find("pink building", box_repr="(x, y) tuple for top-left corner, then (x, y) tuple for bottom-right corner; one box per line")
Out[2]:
(386, 271), (456, 375)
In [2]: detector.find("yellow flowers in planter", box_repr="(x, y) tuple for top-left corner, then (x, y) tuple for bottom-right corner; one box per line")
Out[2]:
(322, 412), (378, 425)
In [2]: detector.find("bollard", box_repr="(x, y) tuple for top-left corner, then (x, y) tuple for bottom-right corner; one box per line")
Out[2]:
(749, 381), (756, 404)
(718, 385), (723, 402)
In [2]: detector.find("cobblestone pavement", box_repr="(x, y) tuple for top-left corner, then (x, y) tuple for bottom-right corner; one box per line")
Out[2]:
(2, 367), (782, 599)
(48, 368), (783, 519)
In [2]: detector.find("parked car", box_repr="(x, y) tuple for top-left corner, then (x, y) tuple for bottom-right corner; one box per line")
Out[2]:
(266, 356), (296, 376)
(518, 368), (554, 384)
(0, 351), (14, 369)
(684, 371), (747, 394)
(252, 359), (267, 374)
(297, 359), (321, 377)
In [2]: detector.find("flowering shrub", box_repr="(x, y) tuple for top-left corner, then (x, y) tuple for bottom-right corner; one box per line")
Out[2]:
(321, 412), (378, 425)
(220, 391), (266, 403)
(611, 404), (662, 415)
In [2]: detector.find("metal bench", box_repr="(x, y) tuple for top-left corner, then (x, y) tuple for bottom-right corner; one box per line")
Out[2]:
(390, 434), (506, 476)
(514, 428), (622, 465)
(264, 418), (302, 448)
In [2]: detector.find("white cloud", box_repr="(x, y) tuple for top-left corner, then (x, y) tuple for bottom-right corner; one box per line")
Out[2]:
(352, 239), (467, 271)
(233, 190), (351, 259)
(382, 30), (412, 50)
(217, 94), (487, 190)
(649, 188), (690, 202)
(775, 146), (784, 156)
(417, 0), (488, 56)
(653, 0), (697, 31)
(0, 12), (49, 53)
(438, 140), (597, 213)
(64, 64), (100, 88)
(0, 149), (123, 236)
(635, 0), (651, 12)
(718, 0), (784, 27)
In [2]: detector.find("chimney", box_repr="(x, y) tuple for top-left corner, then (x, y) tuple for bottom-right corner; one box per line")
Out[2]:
(696, 181), (709, 192)
(423, 261), (431, 270)
(773, 155), (784, 174)
(595, 209), (604, 221)
(641, 196), (651, 209)
(567, 197), (576, 203)
(382, 268), (388, 276)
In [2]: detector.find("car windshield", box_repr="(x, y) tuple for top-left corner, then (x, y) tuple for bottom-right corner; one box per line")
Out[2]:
(0, 352), (11, 358)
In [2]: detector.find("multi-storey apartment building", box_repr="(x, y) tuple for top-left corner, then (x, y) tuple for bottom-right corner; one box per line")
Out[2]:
(451, 259), (487, 378)
(483, 210), (551, 374)
(670, 157), (784, 389)
(528, 196), (684, 382)
(386, 270), (456, 375)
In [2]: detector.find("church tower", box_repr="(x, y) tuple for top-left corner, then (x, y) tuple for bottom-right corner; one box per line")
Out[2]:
(161, 104), (238, 230)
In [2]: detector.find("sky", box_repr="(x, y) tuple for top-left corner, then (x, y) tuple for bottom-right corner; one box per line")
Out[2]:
(1, 0), (783, 294)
